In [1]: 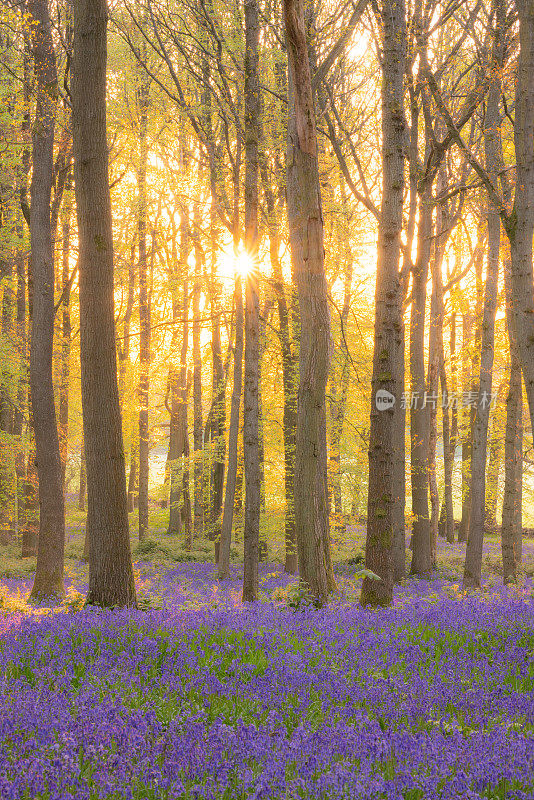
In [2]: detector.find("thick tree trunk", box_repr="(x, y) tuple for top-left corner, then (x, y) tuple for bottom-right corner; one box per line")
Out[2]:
(464, 7), (504, 589)
(360, 0), (406, 606)
(72, 0), (136, 607)
(242, 0), (261, 601)
(507, 0), (534, 440)
(284, 0), (335, 606)
(27, 0), (66, 601)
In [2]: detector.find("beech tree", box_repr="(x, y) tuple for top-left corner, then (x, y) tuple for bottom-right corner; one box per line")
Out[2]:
(72, 0), (136, 607)
(283, 0), (334, 605)
(27, 0), (66, 601)
(360, 0), (406, 607)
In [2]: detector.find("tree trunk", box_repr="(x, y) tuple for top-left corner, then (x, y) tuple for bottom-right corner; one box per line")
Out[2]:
(242, 0), (261, 601)
(427, 281), (439, 568)
(27, 0), (66, 601)
(169, 209), (191, 544)
(192, 203), (204, 538)
(439, 312), (457, 543)
(127, 443), (137, 513)
(0, 265), (16, 545)
(59, 170), (72, 491)
(78, 440), (86, 511)
(360, 0), (406, 606)
(502, 253), (524, 583)
(283, 0), (335, 606)
(137, 69), (150, 542)
(409, 188), (432, 576)
(72, 0), (136, 607)
(458, 312), (473, 542)
(507, 0), (534, 442)
(218, 274), (244, 580)
(464, 5), (504, 589)
(485, 389), (504, 534)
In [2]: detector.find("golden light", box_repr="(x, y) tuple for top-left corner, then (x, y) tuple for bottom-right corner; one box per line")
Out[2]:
(218, 245), (256, 282)
(236, 248), (255, 278)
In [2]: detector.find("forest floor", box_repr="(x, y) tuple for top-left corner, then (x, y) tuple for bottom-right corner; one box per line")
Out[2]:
(0, 506), (533, 799)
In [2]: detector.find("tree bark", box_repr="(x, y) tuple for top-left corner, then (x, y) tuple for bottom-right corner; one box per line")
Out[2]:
(360, 0), (406, 606)
(218, 274), (243, 580)
(485, 389), (504, 534)
(464, 4), (504, 589)
(283, 0), (335, 606)
(439, 312), (457, 543)
(192, 205), (204, 537)
(168, 209), (190, 541)
(137, 68), (150, 541)
(458, 313), (472, 542)
(78, 440), (86, 511)
(59, 170), (72, 491)
(409, 188), (432, 576)
(502, 253), (523, 583)
(507, 0), (534, 441)
(27, 0), (66, 601)
(72, 0), (136, 607)
(242, 0), (261, 602)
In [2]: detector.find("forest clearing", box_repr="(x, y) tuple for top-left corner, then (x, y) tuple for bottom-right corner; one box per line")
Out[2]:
(1, 0), (534, 795)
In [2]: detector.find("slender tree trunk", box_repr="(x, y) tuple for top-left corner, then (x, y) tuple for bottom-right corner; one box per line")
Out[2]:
(0, 266), (16, 545)
(137, 70), (150, 541)
(127, 444), (137, 513)
(427, 283), (439, 568)
(28, 0), (66, 601)
(72, 0), (136, 607)
(14, 230), (29, 548)
(409, 188), (432, 576)
(360, 0), (406, 606)
(242, 0), (261, 601)
(192, 208), (204, 537)
(168, 209), (190, 541)
(218, 274), (244, 580)
(458, 312), (473, 542)
(206, 215), (225, 538)
(485, 388), (504, 534)
(78, 440), (86, 511)
(59, 170), (72, 491)
(464, 6), (504, 589)
(439, 312), (457, 543)
(502, 253), (524, 583)
(329, 260), (352, 539)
